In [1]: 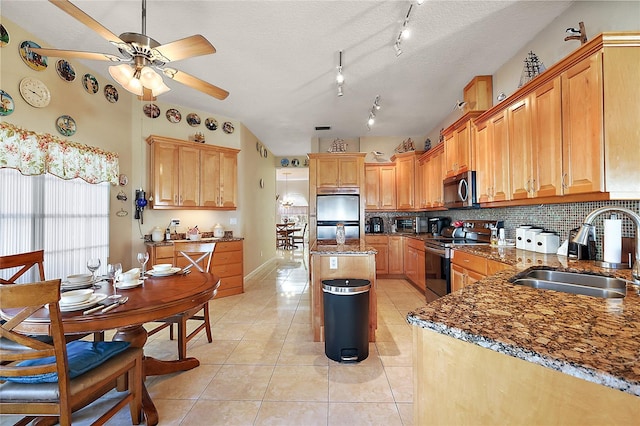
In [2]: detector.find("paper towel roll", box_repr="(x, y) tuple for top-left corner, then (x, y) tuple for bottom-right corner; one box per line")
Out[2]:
(603, 218), (622, 264)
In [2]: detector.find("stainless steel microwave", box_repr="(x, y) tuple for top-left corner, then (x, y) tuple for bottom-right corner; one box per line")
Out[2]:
(443, 171), (479, 209)
(394, 216), (429, 234)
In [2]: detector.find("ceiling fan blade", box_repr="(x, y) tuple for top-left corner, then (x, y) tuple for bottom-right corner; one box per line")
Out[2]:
(153, 35), (216, 63)
(50, 0), (124, 45)
(164, 69), (229, 100)
(30, 47), (123, 62)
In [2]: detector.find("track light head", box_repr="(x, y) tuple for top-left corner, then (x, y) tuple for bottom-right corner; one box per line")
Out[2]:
(336, 69), (345, 84)
(337, 85), (343, 97)
(394, 42), (402, 56)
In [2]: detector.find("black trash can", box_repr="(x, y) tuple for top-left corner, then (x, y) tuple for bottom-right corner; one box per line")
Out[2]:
(322, 278), (371, 362)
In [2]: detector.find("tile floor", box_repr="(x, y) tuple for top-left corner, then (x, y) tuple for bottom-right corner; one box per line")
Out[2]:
(2, 248), (426, 425)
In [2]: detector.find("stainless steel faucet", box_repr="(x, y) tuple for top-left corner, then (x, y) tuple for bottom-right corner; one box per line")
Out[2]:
(573, 206), (640, 281)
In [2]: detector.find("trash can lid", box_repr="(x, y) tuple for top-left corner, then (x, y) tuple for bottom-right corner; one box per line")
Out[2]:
(322, 279), (371, 294)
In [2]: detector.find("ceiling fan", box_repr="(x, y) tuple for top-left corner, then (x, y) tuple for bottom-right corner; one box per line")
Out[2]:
(31, 0), (229, 100)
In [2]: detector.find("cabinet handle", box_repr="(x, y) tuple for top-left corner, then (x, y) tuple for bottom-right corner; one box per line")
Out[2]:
(174, 195), (178, 204)
(179, 195), (183, 203)
(561, 173), (568, 190)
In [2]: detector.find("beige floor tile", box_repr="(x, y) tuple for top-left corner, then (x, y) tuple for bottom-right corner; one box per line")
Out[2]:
(210, 321), (253, 340)
(277, 340), (329, 366)
(384, 366), (414, 402)
(227, 339), (284, 364)
(142, 398), (196, 425)
(378, 307), (411, 325)
(201, 364), (275, 401)
(376, 340), (413, 367)
(181, 399), (261, 425)
(328, 402), (403, 425)
(397, 402), (414, 426)
(242, 322), (291, 341)
(254, 401), (328, 426)
(284, 322), (315, 342)
(264, 365), (329, 402)
(147, 364), (220, 400)
(187, 338), (240, 364)
(329, 364), (395, 403)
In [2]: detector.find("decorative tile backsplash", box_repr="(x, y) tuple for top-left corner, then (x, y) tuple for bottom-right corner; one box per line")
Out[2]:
(366, 200), (640, 248)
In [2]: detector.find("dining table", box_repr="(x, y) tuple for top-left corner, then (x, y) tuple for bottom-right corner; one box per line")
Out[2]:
(3, 271), (220, 426)
(276, 223), (301, 250)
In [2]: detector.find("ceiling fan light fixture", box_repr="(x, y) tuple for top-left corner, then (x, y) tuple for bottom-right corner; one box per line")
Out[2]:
(123, 74), (144, 97)
(108, 63), (135, 86)
(139, 66), (163, 90)
(152, 79), (171, 97)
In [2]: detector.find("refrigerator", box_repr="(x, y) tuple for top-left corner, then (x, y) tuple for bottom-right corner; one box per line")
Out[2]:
(316, 194), (360, 241)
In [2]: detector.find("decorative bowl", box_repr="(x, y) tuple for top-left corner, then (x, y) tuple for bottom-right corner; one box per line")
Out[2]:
(67, 273), (93, 283)
(61, 289), (93, 305)
(189, 233), (201, 241)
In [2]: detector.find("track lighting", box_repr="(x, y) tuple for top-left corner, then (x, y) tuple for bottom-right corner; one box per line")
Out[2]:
(336, 50), (345, 97)
(366, 95), (381, 130)
(393, 3), (414, 57)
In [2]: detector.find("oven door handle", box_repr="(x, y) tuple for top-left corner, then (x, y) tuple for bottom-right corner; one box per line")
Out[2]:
(424, 245), (446, 257)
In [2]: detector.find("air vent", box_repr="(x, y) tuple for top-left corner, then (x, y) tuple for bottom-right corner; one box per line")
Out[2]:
(315, 126), (331, 131)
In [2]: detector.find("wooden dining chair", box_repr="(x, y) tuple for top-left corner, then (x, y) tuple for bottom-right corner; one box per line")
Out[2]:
(0, 279), (143, 425)
(291, 223), (307, 249)
(0, 250), (46, 284)
(276, 224), (289, 248)
(147, 242), (219, 359)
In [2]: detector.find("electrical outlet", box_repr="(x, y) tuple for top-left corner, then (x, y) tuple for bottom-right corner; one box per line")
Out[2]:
(329, 257), (338, 269)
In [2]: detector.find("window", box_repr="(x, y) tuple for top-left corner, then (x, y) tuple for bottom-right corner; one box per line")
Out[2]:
(0, 168), (110, 283)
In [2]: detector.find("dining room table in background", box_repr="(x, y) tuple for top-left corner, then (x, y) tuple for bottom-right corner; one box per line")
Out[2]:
(276, 223), (301, 250)
(2, 270), (220, 426)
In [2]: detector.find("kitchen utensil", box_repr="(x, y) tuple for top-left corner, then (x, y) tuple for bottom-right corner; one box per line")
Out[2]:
(101, 296), (128, 313)
(83, 299), (115, 315)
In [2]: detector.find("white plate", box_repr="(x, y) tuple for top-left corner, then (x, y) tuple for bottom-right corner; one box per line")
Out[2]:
(147, 267), (181, 277)
(115, 280), (143, 289)
(58, 294), (107, 312)
(61, 279), (104, 290)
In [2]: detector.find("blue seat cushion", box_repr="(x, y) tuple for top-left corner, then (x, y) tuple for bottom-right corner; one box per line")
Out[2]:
(1, 340), (131, 384)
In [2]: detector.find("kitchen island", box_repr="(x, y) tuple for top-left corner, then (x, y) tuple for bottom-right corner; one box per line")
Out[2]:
(407, 246), (640, 424)
(310, 241), (377, 342)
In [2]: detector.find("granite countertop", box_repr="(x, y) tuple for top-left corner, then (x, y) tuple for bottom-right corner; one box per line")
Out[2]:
(310, 240), (377, 255)
(146, 236), (244, 247)
(407, 245), (640, 397)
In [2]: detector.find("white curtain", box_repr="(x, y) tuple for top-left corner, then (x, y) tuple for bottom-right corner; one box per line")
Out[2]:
(0, 168), (110, 283)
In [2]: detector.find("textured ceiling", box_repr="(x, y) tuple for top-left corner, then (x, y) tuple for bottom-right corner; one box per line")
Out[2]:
(2, 0), (573, 156)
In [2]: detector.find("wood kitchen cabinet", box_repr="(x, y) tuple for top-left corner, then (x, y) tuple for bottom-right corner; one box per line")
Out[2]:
(146, 239), (244, 298)
(419, 144), (445, 209)
(313, 154), (362, 189)
(443, 113), (480, 178)
(365, 235), (389, 275)
(147, 135), (239, 210)
(475, 110), (510, 203)
(388, 236), (404, 275)
(404, 237), (425, 292)
(392, 151), (424, 211)
(450, 249), (510, 292)
(364, 164), (396, 210)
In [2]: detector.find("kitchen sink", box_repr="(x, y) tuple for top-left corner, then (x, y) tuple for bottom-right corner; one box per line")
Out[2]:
(512, 270), (626, 299)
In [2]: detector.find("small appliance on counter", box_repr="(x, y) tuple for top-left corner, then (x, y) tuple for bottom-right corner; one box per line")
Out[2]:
(428, 217), (450, 236)
(568, 227), (596, 260)
(370, 217), (384, 233)
(393, 216), (428, 234)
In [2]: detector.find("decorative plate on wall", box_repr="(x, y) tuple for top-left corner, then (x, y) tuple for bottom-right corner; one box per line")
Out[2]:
(56, 115), (76, 136)
(223, 121), (234, 134)
(103, 84), (118, 103)
(186, 113), (201, 127)
(82, 73), (99, 94)
(0, 90), (15, 116)
(55, 59), (76, 82)
(0, 24), (9, 47)
(166, 108), (182, 123)
(19, 41), (47, 70)
(291, 158), (300, 167)
(205, 117), (218, 131)
(280, 158), (289, 167)
(143, 103), (160, 118)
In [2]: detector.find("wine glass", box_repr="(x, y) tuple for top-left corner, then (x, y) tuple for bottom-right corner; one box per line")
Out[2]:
(107, 262), (122, 300)
(137, 252), (149, 279)
(87, 258), (101, 282)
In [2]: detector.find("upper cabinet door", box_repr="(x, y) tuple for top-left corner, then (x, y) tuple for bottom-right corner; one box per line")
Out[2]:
(200, 150), (221, 207)
(151, 142), (179, 207)
(561, 52), (604, 194)
(316, 157), (361, 188)
(178, 146), (201, 207)
(219, 151), (238, 208)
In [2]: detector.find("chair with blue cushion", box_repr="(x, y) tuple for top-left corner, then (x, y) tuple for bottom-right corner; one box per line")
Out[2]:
(0, 279), (143, 425)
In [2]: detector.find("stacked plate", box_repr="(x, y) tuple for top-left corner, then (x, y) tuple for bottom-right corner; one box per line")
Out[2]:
(147, 266), (181, 277)
(59, 293), (107, 312)
(61, 273), (95, 291)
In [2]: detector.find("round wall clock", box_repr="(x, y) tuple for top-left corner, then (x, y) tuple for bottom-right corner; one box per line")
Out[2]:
(55, 59), (76, 82)
(19, 41), (47, 70)
(0, 90), (15, 116)
(56, 115), (76, 136)
(19, 77), (51, 108)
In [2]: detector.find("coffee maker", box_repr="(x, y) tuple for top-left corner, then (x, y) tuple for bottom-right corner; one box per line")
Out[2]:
(428, 217), (450, 236)
(568, 227), (596, 260)
(370, 217), (384, 233)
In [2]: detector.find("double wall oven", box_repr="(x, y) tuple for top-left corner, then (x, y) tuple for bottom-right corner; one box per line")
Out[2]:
(424, 220), (503, 300)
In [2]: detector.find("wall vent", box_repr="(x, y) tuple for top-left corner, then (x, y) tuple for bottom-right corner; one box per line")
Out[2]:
(315, 126), (331, 131)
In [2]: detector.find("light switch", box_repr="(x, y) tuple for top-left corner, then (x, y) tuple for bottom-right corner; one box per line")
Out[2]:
(329, 257), (338, 269)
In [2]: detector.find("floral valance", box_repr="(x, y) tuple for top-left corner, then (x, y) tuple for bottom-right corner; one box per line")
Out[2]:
(0, 122), (119, 185)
